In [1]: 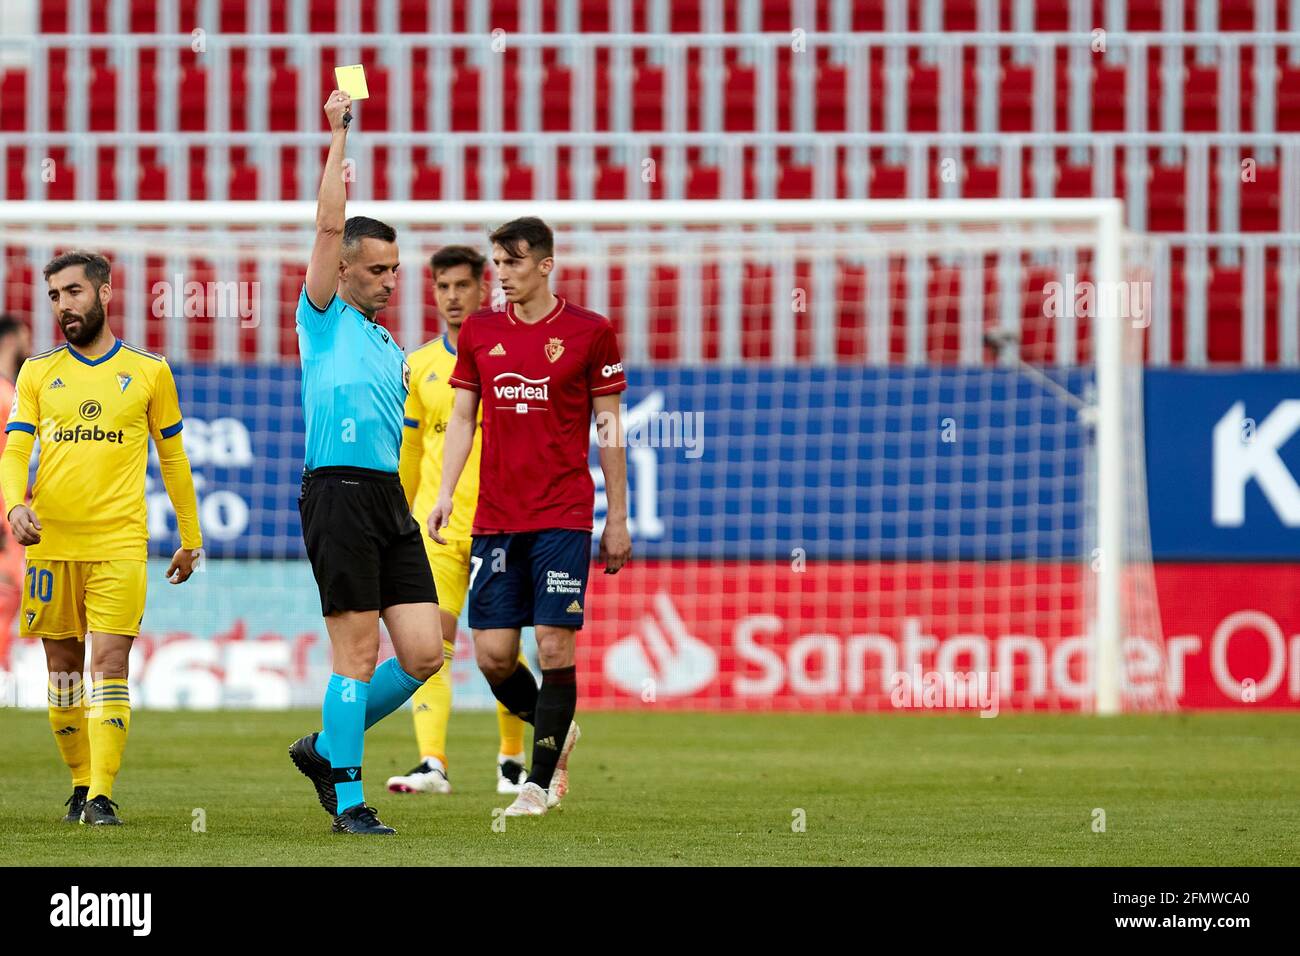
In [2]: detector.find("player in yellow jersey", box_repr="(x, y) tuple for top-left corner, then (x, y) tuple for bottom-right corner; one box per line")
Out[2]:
(386, 245), (535, 796)
(0, 251), (202, 826)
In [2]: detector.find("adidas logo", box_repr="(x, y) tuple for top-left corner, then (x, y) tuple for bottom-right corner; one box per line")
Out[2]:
(536, 735), (558, 750)
(567, 600), (583, 614)
(54, 725), (79, 736)
(48, 378), (65, 389)
(489, 343), (506, 356)
(101, 717), (126, 731)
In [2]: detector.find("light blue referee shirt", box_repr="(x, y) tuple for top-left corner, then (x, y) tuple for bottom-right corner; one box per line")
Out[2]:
(296, 285), (410, 472)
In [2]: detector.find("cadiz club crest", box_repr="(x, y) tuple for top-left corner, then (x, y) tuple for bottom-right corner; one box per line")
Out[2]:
(544, 337), (565, 363)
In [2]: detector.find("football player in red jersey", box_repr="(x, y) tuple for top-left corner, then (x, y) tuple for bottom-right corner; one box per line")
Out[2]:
(430, 217), (631, 816)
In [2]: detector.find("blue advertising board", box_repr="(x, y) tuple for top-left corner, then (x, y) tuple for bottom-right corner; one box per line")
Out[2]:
(143, 365), (1093, 562)
(1145, 369), (1300, 560)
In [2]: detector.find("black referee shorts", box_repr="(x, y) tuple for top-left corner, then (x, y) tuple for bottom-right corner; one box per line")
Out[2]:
(298, 466), (438, 616)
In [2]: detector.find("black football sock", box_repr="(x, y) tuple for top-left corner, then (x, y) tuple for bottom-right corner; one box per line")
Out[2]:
(527, 665), (577, 790)
(488, 660), (539, 724)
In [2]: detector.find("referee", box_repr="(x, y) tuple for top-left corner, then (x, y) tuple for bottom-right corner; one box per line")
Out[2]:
(287, 90), (443, 836)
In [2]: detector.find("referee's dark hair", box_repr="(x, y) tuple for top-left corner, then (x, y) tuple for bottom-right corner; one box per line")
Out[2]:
(342, 216), (397, 258)
(489, 217), (554, 262)
(430, 245), (486, 281)
(43, 250), (112, 288)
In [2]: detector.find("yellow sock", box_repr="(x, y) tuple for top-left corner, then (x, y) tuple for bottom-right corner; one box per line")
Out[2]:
(411, 639), (455, 766)
(496, 649), (531, 757)
(87, 678), (131, 799)
(47, 675), (91, 788)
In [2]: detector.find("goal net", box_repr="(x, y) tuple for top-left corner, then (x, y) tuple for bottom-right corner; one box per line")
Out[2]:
(0, 199), (1172, 714)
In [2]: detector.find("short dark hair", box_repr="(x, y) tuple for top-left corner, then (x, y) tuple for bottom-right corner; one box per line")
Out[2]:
(0, 315), (26, 340)
(43, 250), (112, 288)
(489, 217), (553, 262)
(430, 245), (486, 281)
(342, 216), (397, 257)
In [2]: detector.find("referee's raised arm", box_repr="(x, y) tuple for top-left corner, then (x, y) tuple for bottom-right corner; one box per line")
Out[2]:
(305, 90), (353, 311)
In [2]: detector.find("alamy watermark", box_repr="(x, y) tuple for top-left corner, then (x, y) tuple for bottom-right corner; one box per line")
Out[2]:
(151, 275), (260, 327)
(889, 668), (1000, 717)
(1042, 274), (1151, 328)
(593, 404), (705, 459)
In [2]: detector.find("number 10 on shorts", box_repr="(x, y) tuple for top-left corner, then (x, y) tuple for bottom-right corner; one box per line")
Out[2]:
(27, 567), (53, 602)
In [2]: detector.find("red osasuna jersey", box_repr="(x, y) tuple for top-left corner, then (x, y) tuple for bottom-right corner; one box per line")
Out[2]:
(449, 296), (627, 534)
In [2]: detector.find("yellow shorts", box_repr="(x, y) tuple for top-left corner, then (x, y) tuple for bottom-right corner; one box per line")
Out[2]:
(426, 537), (471, 618)
(19, 559), (148, 640)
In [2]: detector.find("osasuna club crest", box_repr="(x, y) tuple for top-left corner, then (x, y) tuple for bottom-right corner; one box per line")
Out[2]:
(544, 337), (565, 363)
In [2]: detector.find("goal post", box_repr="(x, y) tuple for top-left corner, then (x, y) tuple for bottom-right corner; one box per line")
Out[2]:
(0, 198), (1166, 714)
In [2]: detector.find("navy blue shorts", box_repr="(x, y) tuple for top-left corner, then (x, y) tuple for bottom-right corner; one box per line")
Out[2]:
(468, 530), (592, 630)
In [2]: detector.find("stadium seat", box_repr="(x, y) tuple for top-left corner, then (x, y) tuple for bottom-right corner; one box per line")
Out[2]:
(1207, 266), (1245, 363)
(1239, 163), (1281, 232)
(1091, 63), (1128, 131)
(1278, 65), (1300, 129)
(2, 70), (26, 131)
(1054, 163), (1094, 199)
(1147, 164), (1188, 232)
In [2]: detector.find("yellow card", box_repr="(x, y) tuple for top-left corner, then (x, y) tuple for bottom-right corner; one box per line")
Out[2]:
(334, 64), (369, 100)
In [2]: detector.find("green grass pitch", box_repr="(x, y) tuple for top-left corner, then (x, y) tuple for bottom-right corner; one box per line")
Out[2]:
(0, 709), (1296, 866)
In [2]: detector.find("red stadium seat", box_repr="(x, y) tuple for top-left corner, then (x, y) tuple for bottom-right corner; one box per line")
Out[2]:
(1091, 63), (1128, 131)
(1055, 163), (1094, 198)
(907, 63), (940, 132)
(2, 70), (26, 131)
(999, 63), (1034, 131)
(869, 163), (908, 199)
(1184, 64), (1220, 132)
(1147, 164), (1188, 232)
(1278, 65), (1300, 129)
(816, 63), (847, 131)
(1207, 265), (1245, 363)
(962, 163), (1000, 198)
(594, 163), (628, 199)
(1239, 162), (1281, 232)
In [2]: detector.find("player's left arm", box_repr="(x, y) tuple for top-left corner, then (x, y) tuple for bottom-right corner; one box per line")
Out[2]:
(594, 393), (631, 574)
(591, 322), (630, 574)
(148, 360), (203, 583)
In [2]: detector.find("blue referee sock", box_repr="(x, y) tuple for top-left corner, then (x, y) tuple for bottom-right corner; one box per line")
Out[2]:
(317, 658), (425, 763)
(363, 657), (426, 725)
(320, 673), (368, 813)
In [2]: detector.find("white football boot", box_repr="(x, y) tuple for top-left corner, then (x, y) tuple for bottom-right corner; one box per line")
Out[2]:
(503, 782), (549, 816)
(496, 755), (527, 794)
(548, 721), (581, 804)
(386, 757), (452, 794)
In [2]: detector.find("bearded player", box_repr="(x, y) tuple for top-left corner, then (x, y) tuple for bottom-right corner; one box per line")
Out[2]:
(0, 252), (203, 826)
(430, 217), (631, 817)
(386, 245), (534, 796)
